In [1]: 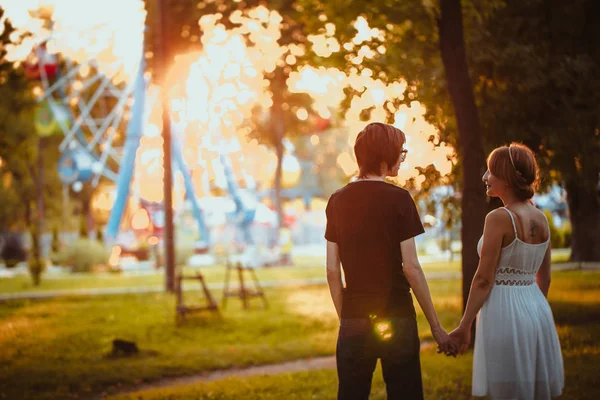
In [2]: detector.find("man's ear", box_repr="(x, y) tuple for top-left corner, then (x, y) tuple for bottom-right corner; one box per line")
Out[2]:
(380, 161), (389, 175)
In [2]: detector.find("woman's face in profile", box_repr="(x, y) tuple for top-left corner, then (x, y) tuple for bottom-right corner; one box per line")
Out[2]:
(482, 169), (506, 198)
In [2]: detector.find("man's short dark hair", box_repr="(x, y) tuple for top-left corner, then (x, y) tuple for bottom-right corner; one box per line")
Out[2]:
(354, 123), (406, 178)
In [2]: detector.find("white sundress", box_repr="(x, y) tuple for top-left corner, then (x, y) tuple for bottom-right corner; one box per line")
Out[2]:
(473, 208), (564, 399)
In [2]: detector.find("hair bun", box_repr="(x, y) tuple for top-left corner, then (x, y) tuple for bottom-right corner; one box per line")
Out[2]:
(488, 143), (540, 201)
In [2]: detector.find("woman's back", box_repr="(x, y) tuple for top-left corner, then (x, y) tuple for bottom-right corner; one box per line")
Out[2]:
(478, 205), (550, 278)
(497, 206), (550, 278)
(473, 205), (564, 399)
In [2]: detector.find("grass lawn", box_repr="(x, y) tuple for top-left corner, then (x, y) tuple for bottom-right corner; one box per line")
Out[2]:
(0, 259), (462, 294)
(1, 271), (597, 400)
(0, 264), (324, 294)
(0, 250), (572, 295)
(110, 270), (600, 400)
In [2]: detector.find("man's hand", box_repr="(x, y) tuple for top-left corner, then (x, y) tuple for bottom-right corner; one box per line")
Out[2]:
(432, 326), (458, 357)
(449, 325), (472, 355)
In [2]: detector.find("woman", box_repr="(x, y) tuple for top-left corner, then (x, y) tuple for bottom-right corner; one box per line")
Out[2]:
(450, 143), (564, 399)
(325, 122), (455, 400)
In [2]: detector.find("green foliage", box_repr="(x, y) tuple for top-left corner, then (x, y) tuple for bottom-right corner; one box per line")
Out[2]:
(471, 0), (600, 178)
(544, 210), (572, 250)
(295, 0), (599, 259)
(54, 238), (109, 273)
(0, 7), (65, 286)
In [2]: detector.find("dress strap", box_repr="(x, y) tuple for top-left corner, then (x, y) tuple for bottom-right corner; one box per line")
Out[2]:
(502, 207), (518, 239)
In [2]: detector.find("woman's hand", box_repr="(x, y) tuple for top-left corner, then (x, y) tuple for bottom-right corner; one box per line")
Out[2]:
(449, 325), (472, 355)
(432, 326), (458, 357)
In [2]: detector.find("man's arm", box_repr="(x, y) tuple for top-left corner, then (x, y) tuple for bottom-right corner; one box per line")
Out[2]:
(326, 240), (343, 320)
(401, 237), (454, 353)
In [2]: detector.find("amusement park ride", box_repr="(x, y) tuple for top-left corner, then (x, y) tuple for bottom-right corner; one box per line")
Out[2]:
(24, 32), (269, 263)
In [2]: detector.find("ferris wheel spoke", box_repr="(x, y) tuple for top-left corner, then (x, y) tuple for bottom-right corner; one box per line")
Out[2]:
(63, 73), (104, 102)
(59, 77), (112, 151)
(86, 82), (133, 151)
(98, 166), (118, 183)
(107, 147), (122, 162)
(105, 78), (129, 98)
(36, 56), (97, 102)
(90, 111), (124, 186)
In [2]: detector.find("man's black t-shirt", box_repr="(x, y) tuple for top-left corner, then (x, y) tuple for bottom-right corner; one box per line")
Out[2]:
(325, 180), (425, 319)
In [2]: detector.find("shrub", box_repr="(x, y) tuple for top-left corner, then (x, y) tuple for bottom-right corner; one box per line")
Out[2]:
(176, 246), (195, 266)
(544, 211), (572, 249)
(558, 221), (572, 248)
(55, 238), (109, 273)
(0, 232), (28, 269)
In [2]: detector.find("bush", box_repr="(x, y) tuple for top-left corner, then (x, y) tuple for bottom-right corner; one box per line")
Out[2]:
(176, 246), (195, 267)
(0, 232), (28, 269)
(54, 238), (109, 273)
(544, 211), (572, 249)
(558, 221), (572, 248)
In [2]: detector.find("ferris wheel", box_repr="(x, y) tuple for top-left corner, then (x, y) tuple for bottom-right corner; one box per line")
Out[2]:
(25, 40), (137, 189)
(23, 33), (211, 245)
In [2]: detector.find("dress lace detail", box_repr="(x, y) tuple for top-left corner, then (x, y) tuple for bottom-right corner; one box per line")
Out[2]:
(495, 278), (535, 286)
(495, 267), (536, 286)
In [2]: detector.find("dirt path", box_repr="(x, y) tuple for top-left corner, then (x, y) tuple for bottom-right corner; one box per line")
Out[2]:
(102, 342), (438, 399)
(101, 356), (336, 399)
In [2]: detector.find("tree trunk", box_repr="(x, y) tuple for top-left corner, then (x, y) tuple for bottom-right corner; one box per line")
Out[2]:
(270, 68), (286, 242)
(566, 178), (600, 262)
(155, 0), (176, 292)
(26, 201), (42, 287)
(274, 141), (284, 230)
(438, 0), (487, 310)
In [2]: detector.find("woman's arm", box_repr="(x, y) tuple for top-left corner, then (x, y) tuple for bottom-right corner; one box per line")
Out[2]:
(536, 243), (552, 297)
(401, 237), (454, 353)
(326, 240), (343, 320)
(451, 210), (504, 353)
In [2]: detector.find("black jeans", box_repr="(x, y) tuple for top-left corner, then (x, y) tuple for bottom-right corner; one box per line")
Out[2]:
(336, 317), (423, 400)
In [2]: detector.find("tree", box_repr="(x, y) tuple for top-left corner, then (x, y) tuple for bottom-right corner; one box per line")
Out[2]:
(296, 0), (600, 305)
(145, 0), (315, 239)
(437, 0), (486, 308)
(468, 0), (600, 261)
(0, 8), (63, 284)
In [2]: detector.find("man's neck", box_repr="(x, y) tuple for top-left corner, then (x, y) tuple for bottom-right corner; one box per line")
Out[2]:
(357, 174), (386, 181)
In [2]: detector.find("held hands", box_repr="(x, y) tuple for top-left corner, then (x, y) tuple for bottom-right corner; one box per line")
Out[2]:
(432, 325), (458, 357)
(448, 324), (472, 355)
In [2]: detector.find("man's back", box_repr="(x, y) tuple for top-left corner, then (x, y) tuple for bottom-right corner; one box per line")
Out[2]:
(325, 180), (424, 318)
